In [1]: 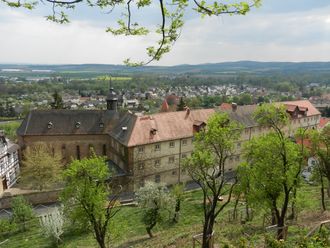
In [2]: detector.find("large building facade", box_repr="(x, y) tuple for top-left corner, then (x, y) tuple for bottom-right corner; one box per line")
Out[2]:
(17, 92), (321, 192)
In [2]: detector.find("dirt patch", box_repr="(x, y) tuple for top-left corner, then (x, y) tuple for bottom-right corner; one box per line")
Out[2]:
(297, 210), (330, 228)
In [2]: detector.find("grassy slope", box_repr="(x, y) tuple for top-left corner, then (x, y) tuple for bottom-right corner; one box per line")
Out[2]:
(0, 121), (21, 141)
(1, 185), (329, 248)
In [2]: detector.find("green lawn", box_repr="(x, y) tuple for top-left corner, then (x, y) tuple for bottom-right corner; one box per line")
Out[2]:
(1, 184), (329, 248)
(0, 120), (21, 141)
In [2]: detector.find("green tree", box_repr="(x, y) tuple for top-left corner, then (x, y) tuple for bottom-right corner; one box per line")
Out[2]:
(238, 93), (253, 105)
(184, 112), (241, 248)
(171, 183), (185, 223)
(309, 126), (330, 211)
(1, 0), (261, 65)
(21, 145), (62, 191)
(50, 91), (64, 109)
(11, 196), (34, 231)
(176, 97), (186, 111)
(61, 155), (120, 248)
(136, 181), (174, 238)
(241, 104), (302, 240)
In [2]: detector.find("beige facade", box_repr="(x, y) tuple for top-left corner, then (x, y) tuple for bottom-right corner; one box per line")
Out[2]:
(129, 111), (321, 191)
(17, 100), (321, 192)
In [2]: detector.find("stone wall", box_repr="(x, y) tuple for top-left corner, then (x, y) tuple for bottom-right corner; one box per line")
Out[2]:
(0, 189), (61, 209)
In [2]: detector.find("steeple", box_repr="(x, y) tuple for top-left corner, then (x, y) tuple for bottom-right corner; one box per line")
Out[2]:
(106, 76), (118, 111)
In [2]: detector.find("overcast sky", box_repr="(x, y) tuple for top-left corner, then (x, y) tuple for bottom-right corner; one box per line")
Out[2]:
(0, 0), (330, 65)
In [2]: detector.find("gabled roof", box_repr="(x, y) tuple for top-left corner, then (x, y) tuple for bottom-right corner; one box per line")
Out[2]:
(282, 100), (320, 117)
(17, 110), (124, 136)
(218, 104), (258, 128)
(319, 117), (330, 129)
(127, 109), (215, 147)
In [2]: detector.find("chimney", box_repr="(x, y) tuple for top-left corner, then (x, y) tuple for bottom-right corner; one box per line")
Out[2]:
(185, 107), (190, 118)
(232, 102), (238, 112)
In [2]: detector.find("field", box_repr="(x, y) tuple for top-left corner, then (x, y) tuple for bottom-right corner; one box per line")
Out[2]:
(1, 184), (330, 248)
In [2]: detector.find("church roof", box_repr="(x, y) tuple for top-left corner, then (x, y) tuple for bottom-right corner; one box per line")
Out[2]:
(17, 109), (131, 136)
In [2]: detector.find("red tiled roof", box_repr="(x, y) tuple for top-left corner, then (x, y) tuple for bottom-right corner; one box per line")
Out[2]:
(319, 117), (330, 129)
(127, 100), (320, 147)
(281, 100), (321, 117)
(160, 100), (169, 112)
(127, 109), (215, 147)
(219, 103), (232, 110)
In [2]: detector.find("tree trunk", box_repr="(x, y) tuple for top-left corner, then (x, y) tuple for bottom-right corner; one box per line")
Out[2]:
(146, 221), (156, 238)
(271, 209), (277, 225)
(327, 180), (330, 198)
(173, 199), (181, 223)
(95, 230), (106, 248)
(202, 216), (215, 248)
(233, 194), (240, 221)
(289, 188), (297, 220)
(320, 176), (327, 211)
(277, 217), (286, 240)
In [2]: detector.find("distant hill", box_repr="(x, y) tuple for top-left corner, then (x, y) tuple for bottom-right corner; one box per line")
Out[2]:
(1, 61), (330, 76)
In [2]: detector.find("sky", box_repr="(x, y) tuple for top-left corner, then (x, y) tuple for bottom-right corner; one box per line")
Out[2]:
(0, 0), (330, 65)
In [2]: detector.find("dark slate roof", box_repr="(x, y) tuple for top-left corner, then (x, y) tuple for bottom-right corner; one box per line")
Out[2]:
(218, 104), (258, 127)
(108, 160), (126, 177)
(109, 113), (137, 146)
(17, 110), (124, 136)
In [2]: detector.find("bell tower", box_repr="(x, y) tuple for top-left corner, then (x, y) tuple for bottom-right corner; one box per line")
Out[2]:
(106, 76), (118, 111)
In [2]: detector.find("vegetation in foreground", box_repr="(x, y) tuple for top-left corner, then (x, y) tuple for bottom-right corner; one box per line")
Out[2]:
(0, 184), (329, 248)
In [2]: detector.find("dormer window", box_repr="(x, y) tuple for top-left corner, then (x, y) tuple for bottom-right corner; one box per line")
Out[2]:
(99, 122), (104, 128)
(193, 120), (206, 133)
(47, 121), (53, 129)
(150, 128), (157, 136)
(122, 126), (127, 131)
(75, 122), (81, 129)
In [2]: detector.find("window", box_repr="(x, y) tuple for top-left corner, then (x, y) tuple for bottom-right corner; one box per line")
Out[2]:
(138, 146), (144, 153)
(172, 170), (177, 175)
(182, 139), (187, 146)
(235, 155), (240, 161)
(155, 144), (161, 151)
(169, 156), (175, 163)
(169, 141), (175, 148)
(245, 129), (249, 134)
(237, 142), (241, 148)
(76, 145), (80, 160)
(139, 178), (145, 188)
(182, 153), (187, 159)
(138, 162), (145, 170)
(103, 144), (107, 156)
(155, 174), (160, 183)
(154, 159), (160, 167)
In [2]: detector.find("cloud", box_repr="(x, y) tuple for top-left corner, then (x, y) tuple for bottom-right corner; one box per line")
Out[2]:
(0, 2), (330, 65)
(158, 5), (330, 65)
(0, 8), (159, 64)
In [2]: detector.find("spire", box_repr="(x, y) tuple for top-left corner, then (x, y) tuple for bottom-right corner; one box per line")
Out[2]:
(109, 75), (112, 90)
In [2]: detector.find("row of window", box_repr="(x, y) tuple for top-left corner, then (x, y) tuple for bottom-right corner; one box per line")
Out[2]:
(138, 139), (190, 153)
(137, 153), (191, 170)
(139, 170), (180, 187)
